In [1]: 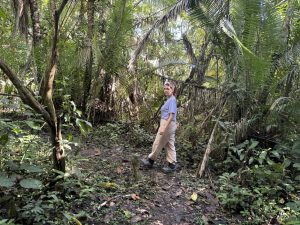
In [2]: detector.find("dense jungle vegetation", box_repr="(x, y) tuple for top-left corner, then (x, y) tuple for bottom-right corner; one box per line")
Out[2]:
(0, 0), (299, 224)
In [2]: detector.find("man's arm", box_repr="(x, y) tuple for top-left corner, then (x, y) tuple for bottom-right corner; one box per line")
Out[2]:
(159, 113), (174, 135)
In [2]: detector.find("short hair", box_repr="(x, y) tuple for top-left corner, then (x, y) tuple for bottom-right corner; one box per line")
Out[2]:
(164, 81), (176, 90)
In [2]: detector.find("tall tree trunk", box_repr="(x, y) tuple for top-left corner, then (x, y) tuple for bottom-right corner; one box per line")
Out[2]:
(82, 0), (95, 113)
(28, 0), (42, 45)
(28, 0), (43, 83)
(99, 73), (114, 120)
(12, 0), (29, 38)
(78, 0), (85, 23)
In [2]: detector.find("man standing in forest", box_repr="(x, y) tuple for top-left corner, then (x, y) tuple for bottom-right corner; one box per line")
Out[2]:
(141, 81), (178, 173)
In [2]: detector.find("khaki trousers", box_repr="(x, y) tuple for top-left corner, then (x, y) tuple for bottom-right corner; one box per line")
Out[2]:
(148, 119), (177, 163)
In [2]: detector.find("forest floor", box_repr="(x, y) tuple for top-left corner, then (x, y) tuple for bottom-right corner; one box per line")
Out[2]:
(0, 122), (242, 225)
(72, 133), (238, 225)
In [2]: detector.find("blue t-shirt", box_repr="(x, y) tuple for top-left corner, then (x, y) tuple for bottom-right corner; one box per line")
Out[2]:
(161, 96), (177, 121)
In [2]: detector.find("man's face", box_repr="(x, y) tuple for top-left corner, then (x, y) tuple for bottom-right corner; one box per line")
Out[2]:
(163, 84), (173, 96)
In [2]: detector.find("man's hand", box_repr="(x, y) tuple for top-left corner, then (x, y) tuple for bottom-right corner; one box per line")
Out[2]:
(159, 126), (166, 135)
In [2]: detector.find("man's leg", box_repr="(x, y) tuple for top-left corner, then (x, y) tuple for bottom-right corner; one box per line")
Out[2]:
(148, 130), (170, 161)
(165, 132), (176, 164)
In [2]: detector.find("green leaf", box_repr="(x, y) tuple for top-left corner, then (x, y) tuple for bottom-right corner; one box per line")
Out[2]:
(0, 9), (6, 19)
(237, 149), (245, 160)
(248, 140), (259, 149)
(292, 140), (300, 154)
(5, 160), (19, 171)
(20, 164), (43, 173)
(293, 163), (300, 168)
(295, 175), (300, 181)
(123, 210), (132, 219)
(76, 119), (92, 136)
(266, 157), (274, 165)
(259, 151), (267, 164)
(20, 178), (42, 189)
(0, 219), (17, 225)
(271, 150), (280, 159)
(272, 163), (284, 173)
(0, 175), (14, 188)
(25, 121), (42, 130)
(284, 159), (292, 168)
(293, 163), (300, 171)
(248, 157), (254, 165)
(0, 133), (9, 146)
(70, 101), (76, 111)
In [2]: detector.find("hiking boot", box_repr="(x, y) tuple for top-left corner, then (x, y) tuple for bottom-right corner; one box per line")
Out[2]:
(162, 162), (177, 173)
(141, 158), (154, 168)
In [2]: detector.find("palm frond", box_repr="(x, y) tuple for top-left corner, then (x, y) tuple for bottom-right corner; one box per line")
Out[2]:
(188, 0), (228, 32)
(102, 0), (134, 73)
(269, 97), (291, 112)
(221, 0), (287, 91)
(128, 0), (193, 71)
(128, 0), (229, 71)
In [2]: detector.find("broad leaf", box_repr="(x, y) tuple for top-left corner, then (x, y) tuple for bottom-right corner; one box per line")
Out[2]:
(271, 151), (281, 159)
(20, 178), (42, 189)
(292, 140), (300, 154)
(259, 151), (267, 164)
(293, 163), (300, 171)
(248, 140), (259, 150)
(0, 175), (14, 188)
(20, 164), (43, 173)
(25, 121), (42, 130)
(76, 119), (92, 136)
(293, 163), (300, 168)
(5, 160), (19, 171)
(0, 133), (9, 146)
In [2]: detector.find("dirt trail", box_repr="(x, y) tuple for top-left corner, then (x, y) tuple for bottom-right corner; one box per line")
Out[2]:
(77, 143), (230, 225)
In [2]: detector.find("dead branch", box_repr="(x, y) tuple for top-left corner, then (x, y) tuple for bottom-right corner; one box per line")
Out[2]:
(99, 194), (131, 208)
(196, 99), (227, 178)
(0, 93), (20, 98)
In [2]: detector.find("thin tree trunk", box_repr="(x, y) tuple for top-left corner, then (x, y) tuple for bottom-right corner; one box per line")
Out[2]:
(49, 0), (57, 24)
(28, 0), (43, 83)
(40, 0), (69, 172)
(196, 99), (227, 178)
(79, 0), (85, 23)
(82, 0), (95, 113)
